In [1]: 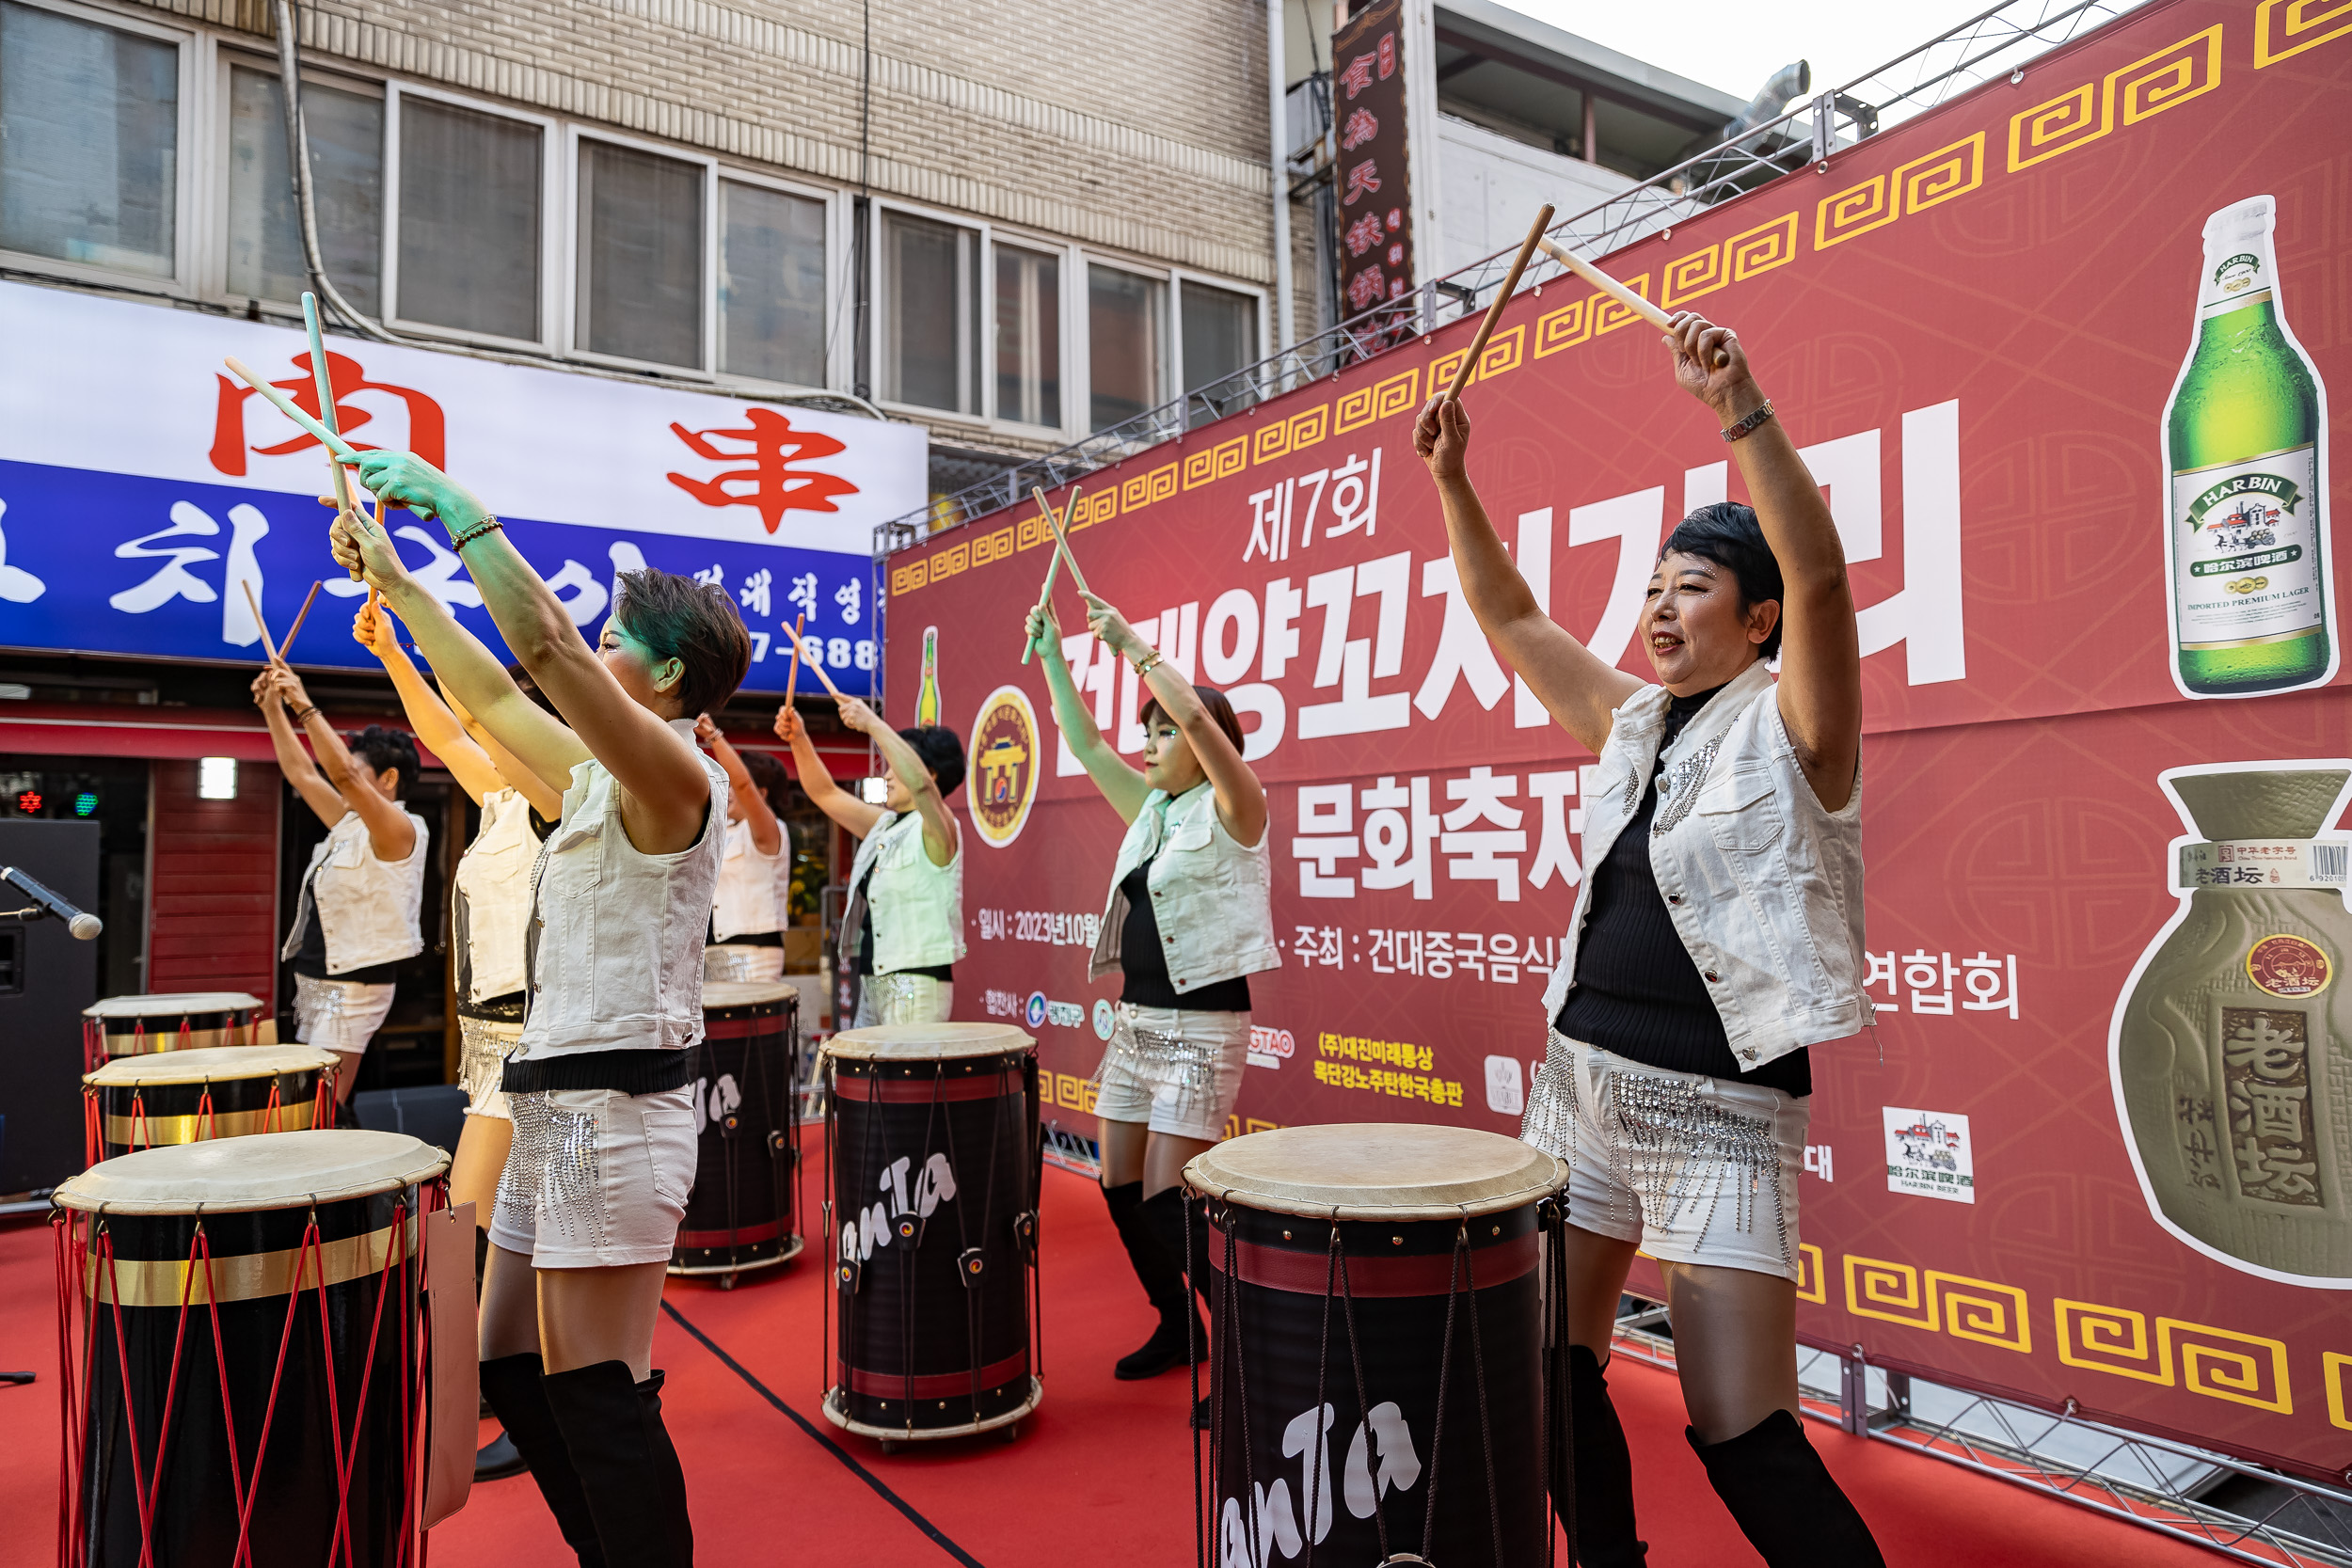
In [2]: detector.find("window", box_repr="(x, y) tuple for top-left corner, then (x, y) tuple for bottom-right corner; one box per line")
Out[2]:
(396, 96), (541, 341)
(720, 180), (826, 388)
(225, 66), (382, 314)
(577, 138), (702, 368)
(880, 210), (979, 416)
(0, 2), (178, 277)
(1089, 264), (1166, 433)
(1181, 279), (1257, 427)
(993, 244), (1059, 428)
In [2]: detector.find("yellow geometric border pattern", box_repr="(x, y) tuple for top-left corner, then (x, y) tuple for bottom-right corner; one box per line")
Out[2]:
(2257, 0), (2352, 67)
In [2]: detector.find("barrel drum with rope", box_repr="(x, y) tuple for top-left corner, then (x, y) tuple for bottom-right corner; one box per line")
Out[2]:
(820, 1022), (1041, 1446)
(53, 1130), (451, 1568)
(83, 991), (270, 1069)
(82, 1043), (340, 1165)
(671, 980), (803, 1280)
(1186, 1124), (1573, 1567)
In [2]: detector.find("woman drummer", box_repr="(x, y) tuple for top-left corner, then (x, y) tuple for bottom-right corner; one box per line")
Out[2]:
(696, 716), (792, 983)
(1025, 593), (1277, 1386)
(773, 696), (964, 1025)
(1414, 314), (1883, 1566)
(333, 457), (747, 1568)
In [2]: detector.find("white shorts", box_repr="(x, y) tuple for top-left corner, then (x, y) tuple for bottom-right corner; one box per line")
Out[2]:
(1092, 1003), (1249, 1142)
(1521, 1033), (1808, 1284)
(705, 943), (786, 983)
(292, 974), (396, 1055)
(457, 1014), (522, 1120)
(489, 1085), (698, 1268)
(850, 972), (953, 1028)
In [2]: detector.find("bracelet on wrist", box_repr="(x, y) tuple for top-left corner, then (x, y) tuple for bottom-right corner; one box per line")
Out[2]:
(293, 705), (319, 724)
(448, 515), (504, 550)
(1132, 649), (1164, 677)
(1719, 398), (1776, 443)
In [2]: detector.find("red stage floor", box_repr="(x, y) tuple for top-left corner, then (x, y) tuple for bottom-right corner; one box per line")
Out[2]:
(0, 1161), (2220, 1565)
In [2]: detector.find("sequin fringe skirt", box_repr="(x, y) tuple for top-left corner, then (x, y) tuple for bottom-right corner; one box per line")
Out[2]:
(457, 1014), (523, 1120)
(1091, 1003), (1251, 1140)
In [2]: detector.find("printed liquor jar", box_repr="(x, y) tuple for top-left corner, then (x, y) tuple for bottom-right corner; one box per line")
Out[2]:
(2112, 761), (2352, 1282)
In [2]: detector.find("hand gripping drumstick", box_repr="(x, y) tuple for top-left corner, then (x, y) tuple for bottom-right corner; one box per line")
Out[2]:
(1534, 235), (1731, 368)
(302, 293), (366, 583)
(1019, 484), (1083, 665)
(223, 356), (363, 464)
(276, 580), (325, 661)
(1443, 204), (1551, 404)
(781, 622), (845, 700)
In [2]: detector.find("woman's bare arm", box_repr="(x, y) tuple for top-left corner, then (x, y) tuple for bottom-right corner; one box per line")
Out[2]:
(775, 705), (885, 840)
(1079, 591), (1265, 847)
(1025, 601), (1149, 825)
(695, 716), (785, 857)
(253, 667), (349, 829)
(836, 697), (960, 866)
(354, 599), (505, 806)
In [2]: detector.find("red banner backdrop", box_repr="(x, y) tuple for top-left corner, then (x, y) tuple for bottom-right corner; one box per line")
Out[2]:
(886, 0), (2352, 1481)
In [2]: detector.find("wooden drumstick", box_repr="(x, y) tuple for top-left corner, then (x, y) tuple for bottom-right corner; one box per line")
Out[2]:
(1020, 484), (1082, 665)
(223, 356), (362, 463)
(1028, 484), (1090, 598)
(782, 622), (845, 699)
(276, 580), (324, 661)
(1444, 203), (1551, 404)
(302, 293), (365, 583)
(784, 612), (806, 705)
(240, 578), (280, 664)
(1535, 235), (1731, 367)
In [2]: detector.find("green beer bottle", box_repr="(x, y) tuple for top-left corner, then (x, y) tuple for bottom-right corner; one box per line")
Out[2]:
(2163, 195), (2335, 697)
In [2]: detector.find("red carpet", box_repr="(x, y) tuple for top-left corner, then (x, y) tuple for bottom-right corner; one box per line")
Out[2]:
(0, 1162), (2219, 1566)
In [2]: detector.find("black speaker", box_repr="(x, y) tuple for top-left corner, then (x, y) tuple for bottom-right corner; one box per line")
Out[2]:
(352, 1083), (468, 1156)
(0, 819), (99, 1193)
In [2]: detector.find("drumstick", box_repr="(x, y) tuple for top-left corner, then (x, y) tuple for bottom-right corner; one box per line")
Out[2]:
(303, 293), (365, 582)
(1444, 203), (1551, 404)
(1535, 235), (1731, 367)
(276, 580), (324, 660)
(240, 578), (280, 664)
(784, 612), (805, 705)
(1029, 484), (1090, 597)
(223, 356), (362, 463)
(782, 622), (844, 699)
(1019, 484), (1081, 665)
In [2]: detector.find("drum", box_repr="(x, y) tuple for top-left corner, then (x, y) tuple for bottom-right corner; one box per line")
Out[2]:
(1185, 1124), (1572, 1567)
(83, 991), (268, 1069)
(82, 1043), (340, 1164)
(821, 1022), (1040, 1446)
(672, 980), (803, 1280)
(54, 1130), (450, 1568)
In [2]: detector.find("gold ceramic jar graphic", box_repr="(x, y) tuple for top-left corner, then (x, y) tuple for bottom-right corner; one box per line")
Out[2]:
(2113, 761), (2352, 1283)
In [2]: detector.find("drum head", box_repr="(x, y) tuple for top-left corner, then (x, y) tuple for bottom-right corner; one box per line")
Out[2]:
(1185, 1123), (1565, 1221)
(85, 990), (264, 1020)
(702, 980), (801, 1011)
(84, 1043), (338, 1088)
(823, 1021), (1035, 1062)
(54, 1130), (449, 1215)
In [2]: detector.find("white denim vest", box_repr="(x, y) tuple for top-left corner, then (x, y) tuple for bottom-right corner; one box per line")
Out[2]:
(516, 720), (730, 1058)
(711, 816), (785, 941)
(1089, 782), (1281, 995)
(1541, 659), (1869, 1069)
(453, 788), (536, 1004)
(847, 809), (965, 973)
(282, 807), (428, 974)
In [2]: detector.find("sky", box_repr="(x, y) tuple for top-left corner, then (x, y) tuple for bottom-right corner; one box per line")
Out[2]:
(1509, 0), (2140, 104)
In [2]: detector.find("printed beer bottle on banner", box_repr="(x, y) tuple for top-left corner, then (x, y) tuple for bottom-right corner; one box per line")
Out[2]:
(2112, 762), (2352, 1284)
(2161, 196), (2334, 697)
(916, 625), (942, 726)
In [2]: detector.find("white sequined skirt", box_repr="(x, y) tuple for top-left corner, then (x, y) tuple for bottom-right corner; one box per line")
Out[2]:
(705, 943), (786, 983)
(1092, 1003), (1250, 1141)
(488, 1085), (698, 1269)
(458, 1014), (523, 1120)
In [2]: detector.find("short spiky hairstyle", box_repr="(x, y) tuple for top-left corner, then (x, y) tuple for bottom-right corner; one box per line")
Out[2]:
(612, 569), (752, 718)
(1658, 502), (1786, 660)
(347, 725), (419, 800)
(898, 726), (965, 797)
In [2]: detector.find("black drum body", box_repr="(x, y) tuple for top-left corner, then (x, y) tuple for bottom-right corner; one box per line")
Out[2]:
(83, 1048), (336, 1164)
(824, 1035), (1041, 1441)
(1202, 1203), (1554, 1566)
(672, 987), (803, 1277)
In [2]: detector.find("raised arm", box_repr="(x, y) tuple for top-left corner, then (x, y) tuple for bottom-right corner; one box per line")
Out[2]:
(267, 665), (416, 862)
(1414, 397), (1644, 754)
(834, 696), (960, 866)
(1667, 313), (1860, 810)
(695, 715), (784, 857)
(1025, 601), (1149, 824)
(441, 679), (569, 821)
(253, 666), (349, 829)
(775, 705), (884, 840)
(354, 598), (505, 807)
(1080, 591), (1265, 846)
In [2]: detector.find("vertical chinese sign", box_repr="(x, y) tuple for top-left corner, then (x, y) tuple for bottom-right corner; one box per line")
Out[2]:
(1331, 0), (1413, 324)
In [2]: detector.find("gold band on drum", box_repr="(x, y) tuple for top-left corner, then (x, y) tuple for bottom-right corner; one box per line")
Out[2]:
(99, 1101), (320, 1148)
(103, 1022), (261, 1055)
(73, 1215), (420, 1308)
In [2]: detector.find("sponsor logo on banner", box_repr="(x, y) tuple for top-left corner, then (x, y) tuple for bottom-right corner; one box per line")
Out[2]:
(1883, 1108), (1974, 1203)
(1025, 991), (1048, 1028)
(967, 685), (1041, 847)
(1093, 999), (1115, 1040)
(1483, 1054), (1524, 1115)
(1247, 1025), (1296, 1070)
(2247, 933), (2330, 997)
(1025, 990), (1084, 1029)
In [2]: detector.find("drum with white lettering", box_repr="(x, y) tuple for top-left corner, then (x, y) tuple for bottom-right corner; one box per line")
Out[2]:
(54, 1131), (450, 1567)
(83, 991), (269, 1069)
(820, 1022), (1040, 1447)
(82, 1043), (339, 1164)
(672, 980), (803, 1280)
(1185, 1124), (1572, 1567)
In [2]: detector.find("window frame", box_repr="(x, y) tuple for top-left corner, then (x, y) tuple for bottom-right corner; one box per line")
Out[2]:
(983, 229), (1077, 440)
(1169, 266), (1269, 403)
(0, 0), (201, 293)
(709, 162), (844, 398)
(561, 122), (719, 378)
(206, 44), (385, 314)
(866, 194), (994, 429)
(1077, 252), (1177, 437)
(380, 79), (563, 355)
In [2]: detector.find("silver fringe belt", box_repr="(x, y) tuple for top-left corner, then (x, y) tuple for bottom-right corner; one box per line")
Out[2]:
(1093, 1010), (1225, 1125)
(497, 1092), (607, 1253)
(458, 1015), (522, 1110)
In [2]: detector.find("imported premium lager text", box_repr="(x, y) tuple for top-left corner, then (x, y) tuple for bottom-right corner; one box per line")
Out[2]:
(2161, 196), (2334, 697)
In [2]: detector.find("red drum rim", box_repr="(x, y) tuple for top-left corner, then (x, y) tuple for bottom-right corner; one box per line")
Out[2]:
(1207, 1228), (1540, 1296)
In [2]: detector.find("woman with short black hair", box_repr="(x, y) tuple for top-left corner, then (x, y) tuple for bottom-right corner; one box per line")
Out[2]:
(1414, 311), (1883, 1567)
(334, 453), (749, 1568)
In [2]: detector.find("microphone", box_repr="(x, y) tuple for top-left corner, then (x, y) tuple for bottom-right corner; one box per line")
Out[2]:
(0, 866), (102, 941)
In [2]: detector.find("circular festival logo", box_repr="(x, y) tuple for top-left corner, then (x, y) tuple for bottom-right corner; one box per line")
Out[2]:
(967, 685), (1041, 848)
(1092, 999), (1115, 1040)
(1025, 991), (1048, 1028)
(2247, 934), (2330, 998)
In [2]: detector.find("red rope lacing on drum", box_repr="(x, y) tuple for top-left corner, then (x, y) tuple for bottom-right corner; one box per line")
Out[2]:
(312, 1070), (335, 1132)
(81, 1089), (101, 1169)
(262, 1083), (284, 1134)
(129, 1094), (149, 1157)
(196, 1088), (215, 1147)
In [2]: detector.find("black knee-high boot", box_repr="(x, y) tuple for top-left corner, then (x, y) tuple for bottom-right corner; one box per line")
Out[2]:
(1566, 1347), (1646, 1566)
(545, 1360), (693, 1568)
(1138, 1188), (1216, 1428)
(478, 1354), (606, 1567)
(1689, 1409), (1886, 1568)
(1104, 1180), (1195, 1379)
